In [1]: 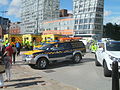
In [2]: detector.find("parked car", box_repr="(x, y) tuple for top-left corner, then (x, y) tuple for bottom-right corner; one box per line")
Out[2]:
(95, 41), (120, 77)
(22, 40), (86, 69)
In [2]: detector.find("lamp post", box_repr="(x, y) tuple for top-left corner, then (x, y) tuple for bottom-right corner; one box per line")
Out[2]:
(35, 0), (39, 35)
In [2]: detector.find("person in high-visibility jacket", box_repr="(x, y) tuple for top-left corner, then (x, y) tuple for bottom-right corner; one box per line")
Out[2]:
(4, 39), (9, 46)
(29, 42), (33, 50)
(91, 43), (98, 53)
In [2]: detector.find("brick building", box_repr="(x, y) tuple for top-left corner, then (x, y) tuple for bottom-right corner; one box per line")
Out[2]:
(60, 9), (73, 17)
(9, 22), (21, 34)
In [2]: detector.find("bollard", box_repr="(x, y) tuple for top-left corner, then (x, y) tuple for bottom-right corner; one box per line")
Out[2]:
(112, 61), (119, 90)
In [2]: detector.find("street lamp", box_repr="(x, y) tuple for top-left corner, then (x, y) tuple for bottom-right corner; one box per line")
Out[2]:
(35, 0), (39, 35)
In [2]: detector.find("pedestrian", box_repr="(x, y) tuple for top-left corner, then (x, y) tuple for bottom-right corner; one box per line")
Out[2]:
(4, 43), (13, 64)
(15, 42), (21, 56)
(12, 45), (17, 64)
(1, 45), (6, 56)
(4, 51), (12, 82)
(0, 51), (6, 88)
(30, 42), (33, 50)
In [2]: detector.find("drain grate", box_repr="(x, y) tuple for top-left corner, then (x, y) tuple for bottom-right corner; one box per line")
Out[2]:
(43, 70), (56, 73)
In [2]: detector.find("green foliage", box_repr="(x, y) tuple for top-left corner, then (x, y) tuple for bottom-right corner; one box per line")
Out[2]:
(103, 23), (120, 40)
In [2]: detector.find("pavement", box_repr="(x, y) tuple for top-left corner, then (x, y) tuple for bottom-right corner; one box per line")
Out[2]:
(2, 51), (81, 90)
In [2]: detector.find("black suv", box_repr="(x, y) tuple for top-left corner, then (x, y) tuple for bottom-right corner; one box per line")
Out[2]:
(22, 41), (86, 69)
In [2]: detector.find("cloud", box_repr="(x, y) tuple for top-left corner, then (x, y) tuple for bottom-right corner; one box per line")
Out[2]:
(104, 10), (112, 17)
(10, 0), (21, 7)
(0, 0), (8, 5)
(104, 16), (120, 25)
(68, 10), (73, 14)
(7, 0), (21, 18)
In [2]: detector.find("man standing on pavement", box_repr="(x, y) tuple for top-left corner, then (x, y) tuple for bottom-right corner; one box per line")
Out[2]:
(16, 42), (21, 56)
(12, 45), (17, 64)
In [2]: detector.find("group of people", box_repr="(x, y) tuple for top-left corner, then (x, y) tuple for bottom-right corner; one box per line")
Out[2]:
(0, 42), (21, 88)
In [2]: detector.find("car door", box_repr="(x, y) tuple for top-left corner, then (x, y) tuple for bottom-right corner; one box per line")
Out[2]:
(96, 43), (104, 64)
(48, 43), (66, 60)
(62, 42), (73, 59)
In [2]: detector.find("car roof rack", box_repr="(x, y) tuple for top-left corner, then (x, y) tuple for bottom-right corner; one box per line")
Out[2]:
(59, 37), (82, 42)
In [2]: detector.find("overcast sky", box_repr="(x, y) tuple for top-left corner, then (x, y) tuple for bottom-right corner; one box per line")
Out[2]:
(0, 0), (120, 25)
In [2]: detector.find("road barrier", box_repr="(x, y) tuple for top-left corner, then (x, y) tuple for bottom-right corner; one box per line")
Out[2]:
(112, 61), (119, 90)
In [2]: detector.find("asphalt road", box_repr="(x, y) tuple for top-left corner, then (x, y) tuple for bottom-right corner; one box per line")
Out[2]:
(36, 53), (114, 90)
(3, 50), (119, 90)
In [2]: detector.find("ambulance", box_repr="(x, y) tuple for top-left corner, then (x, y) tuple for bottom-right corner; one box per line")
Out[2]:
(22, 34), (42, 49)
(3, 34), (23, 45)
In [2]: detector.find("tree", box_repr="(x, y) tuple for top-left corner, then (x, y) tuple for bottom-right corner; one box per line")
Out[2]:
(103, 23), (120, 40)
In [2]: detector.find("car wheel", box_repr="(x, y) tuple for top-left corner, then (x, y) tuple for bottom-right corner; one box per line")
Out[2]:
(103, 62), (111, 77)
(73, 54), (82, 63)
(95, 55), (101, 66)
(37, 58), (48, 69)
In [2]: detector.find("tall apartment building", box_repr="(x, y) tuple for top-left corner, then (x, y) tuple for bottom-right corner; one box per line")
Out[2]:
(21, 0), (59, 34)
(73, 0), (104, 37)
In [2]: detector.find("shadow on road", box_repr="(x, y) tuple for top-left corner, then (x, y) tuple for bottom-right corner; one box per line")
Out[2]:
(7, 81), (45, 88)
(82, 58), (95, 63)
(7, 77), (45, 88)
(29, 58), (95, 70)
(10, 77), (42, 82)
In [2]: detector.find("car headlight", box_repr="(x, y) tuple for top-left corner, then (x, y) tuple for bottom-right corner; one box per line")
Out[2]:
(25, 55), (35, 58)
(109, 55), (120, 61)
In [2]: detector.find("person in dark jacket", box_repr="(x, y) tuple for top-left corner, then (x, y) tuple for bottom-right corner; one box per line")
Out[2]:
(12, 45), (17, 64)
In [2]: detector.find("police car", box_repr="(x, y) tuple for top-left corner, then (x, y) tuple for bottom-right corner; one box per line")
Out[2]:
(22, 40), (86, 69)
(95, 41), (120, 77)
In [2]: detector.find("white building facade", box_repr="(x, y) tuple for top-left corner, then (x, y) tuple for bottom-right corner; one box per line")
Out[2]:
(21, 0), (59, 34)
(73, 0), (104, 37)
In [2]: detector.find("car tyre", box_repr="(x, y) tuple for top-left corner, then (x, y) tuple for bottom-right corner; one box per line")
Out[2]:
(103, 62), (111, 77)
(95, 55), (101, 66)
(73, 54), (82, 63)
(29, 64), (37, 69)
(37, 58), (48, 69)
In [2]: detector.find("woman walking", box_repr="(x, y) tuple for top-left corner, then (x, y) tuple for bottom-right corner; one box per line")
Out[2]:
(4, 51), (12, 82)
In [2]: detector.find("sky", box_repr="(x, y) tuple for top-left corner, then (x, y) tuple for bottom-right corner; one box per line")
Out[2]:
(0, 0), (120, 25)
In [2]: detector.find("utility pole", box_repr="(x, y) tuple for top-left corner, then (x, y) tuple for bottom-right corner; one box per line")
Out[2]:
(36, 0), (39, 34)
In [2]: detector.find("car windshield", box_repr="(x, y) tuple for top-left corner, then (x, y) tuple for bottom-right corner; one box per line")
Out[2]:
(106, 42), (120, 51)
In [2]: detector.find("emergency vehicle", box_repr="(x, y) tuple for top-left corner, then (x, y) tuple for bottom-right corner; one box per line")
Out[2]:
(33, 34), (65, 49)
(22, 37), (86, 69)
(3, 34), (23, 45)
(42, 34), (65, 42)
(22, 34), (42, 49)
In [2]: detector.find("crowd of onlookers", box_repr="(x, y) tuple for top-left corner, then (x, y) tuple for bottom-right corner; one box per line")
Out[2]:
(0, 42), (21, 88)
